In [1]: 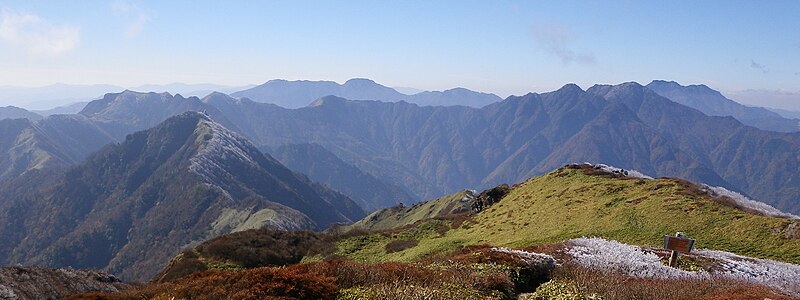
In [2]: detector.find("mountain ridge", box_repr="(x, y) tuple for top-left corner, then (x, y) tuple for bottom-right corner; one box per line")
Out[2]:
(231, 78), (501, 108)
(647, 80), (800, 132)
(0, 112), (364, 281)
(198, 84), (800, 213)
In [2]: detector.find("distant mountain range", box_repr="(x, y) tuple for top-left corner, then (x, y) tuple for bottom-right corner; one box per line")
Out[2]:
(231, 78), (502, 108)
(647, 80), (800, 132)
(768, 107), (800, 119)
(2, 81), (799, 215)
(32, 101), (89, 116)
(217, 83), (800, 213)
(0, 83), (252, 110)
(0, 112), (363, 281)
(0, 106), (42, 121)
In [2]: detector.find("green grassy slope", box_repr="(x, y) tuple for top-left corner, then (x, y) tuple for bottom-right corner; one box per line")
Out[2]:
(336, 166), (800, 264)
(346, 190), (471, 231)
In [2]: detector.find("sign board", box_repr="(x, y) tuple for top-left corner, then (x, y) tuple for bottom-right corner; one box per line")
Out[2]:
(663, 235), (695, 254)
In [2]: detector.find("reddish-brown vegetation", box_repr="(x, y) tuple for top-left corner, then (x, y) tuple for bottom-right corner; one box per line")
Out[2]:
(69, 259), (519, 299)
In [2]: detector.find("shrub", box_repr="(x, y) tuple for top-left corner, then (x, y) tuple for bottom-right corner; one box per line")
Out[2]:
(384, 239), (419, 253)
(196, 229), (325, 268)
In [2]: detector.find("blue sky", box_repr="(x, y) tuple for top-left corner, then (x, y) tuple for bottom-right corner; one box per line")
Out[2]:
(0, 0), (798, 100)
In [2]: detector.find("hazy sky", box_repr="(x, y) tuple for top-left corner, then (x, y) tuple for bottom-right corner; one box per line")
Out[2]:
(1, 0), (798, 99)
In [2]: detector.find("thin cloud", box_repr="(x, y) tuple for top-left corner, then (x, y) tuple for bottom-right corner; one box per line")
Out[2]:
(750, 60), (768, 74)
(111, 1), (152, 37)
(0, 9), (79, 56)
(531, 23), (595, 66)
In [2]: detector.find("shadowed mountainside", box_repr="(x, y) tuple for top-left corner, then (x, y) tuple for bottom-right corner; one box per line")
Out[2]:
(267, 143), (416, 212)
(0, 112), (363, 281)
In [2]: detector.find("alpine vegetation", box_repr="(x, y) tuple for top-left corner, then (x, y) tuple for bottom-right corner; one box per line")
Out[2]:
(577, 162), (797, 218)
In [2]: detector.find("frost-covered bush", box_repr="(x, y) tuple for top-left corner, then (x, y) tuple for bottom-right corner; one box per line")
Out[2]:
(0, 285), (18, 300)
(566, 237), (702, 279)
(593, 163), (653, 179)
(693, 248), (800, 295)
(700, 185), (799, 219)
(578, 163), (653, 179)
(490, 247), (556, 266)
(566, 237), (800, 296)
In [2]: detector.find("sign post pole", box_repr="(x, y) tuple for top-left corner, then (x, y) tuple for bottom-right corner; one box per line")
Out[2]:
(668, 245), (679, 267)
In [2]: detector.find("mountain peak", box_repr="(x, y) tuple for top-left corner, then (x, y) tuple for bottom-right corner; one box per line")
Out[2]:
(308, 95), (348, 107)
(648, 79), (680, 87)
(617, 81), (644, 89)
(201, 91), (239, 105)
(557, 83), (584, 93)
(647, 80), (722, 96)
(343, 78), (379, 86)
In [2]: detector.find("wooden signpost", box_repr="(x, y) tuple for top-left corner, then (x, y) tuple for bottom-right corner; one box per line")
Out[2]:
(663, 232), (695, 267)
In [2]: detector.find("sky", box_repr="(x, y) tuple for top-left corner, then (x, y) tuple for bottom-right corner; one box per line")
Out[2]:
(0, 0), (799, 107)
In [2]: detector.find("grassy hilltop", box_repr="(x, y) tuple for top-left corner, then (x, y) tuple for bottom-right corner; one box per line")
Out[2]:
(339, 165), (799, 264)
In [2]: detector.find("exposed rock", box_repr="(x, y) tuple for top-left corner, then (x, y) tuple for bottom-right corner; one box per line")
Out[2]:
(0, 267), (125, 300)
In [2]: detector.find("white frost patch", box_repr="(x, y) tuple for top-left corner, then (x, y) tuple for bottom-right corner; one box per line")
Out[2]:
(0, 285), (18, 300)
(491, 247), (556, 265)
(694, 249), (800, 295)
(188, 118), (259, 185)
(593, 163), (653, 179)
(577, 162), (653, 179)
(700, 185), (798, 219)
(566, 237), (800, 296)
(566, 237), (702, 279)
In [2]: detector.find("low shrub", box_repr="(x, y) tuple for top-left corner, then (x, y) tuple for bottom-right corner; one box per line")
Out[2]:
(196, 229), (325, 268)
(384, 239), (419, 253)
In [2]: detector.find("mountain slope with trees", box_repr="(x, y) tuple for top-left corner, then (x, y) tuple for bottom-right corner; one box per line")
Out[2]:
(0, 112), (364, 281)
